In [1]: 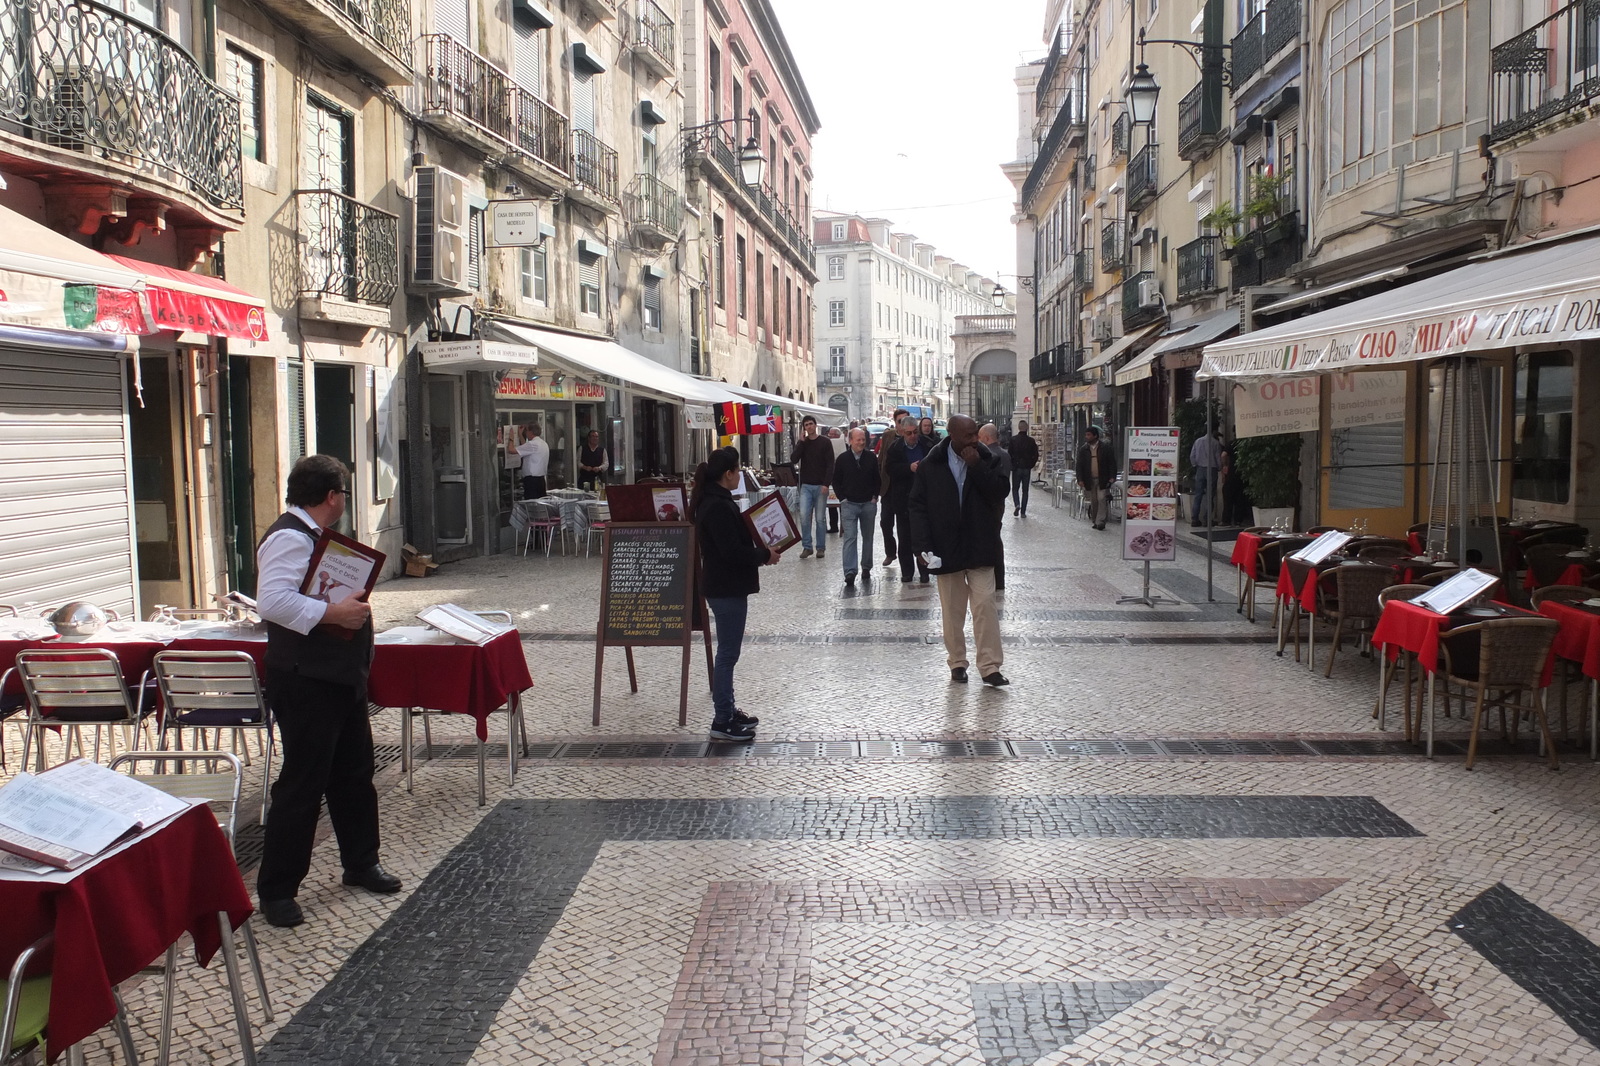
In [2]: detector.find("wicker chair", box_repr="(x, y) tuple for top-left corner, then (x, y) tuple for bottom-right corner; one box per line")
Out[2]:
(1373, 584), (1429, 736)
(1522, 525), (1588, 549)
(1257, 536), (1312, 629)
(1279, 557), (1334, 663)
(1356, 545), (1412, 568)
(1530, 585), (1591, 609)
(1524, 542), (1584, 588)
(1316, 564), (1399, 678)
(1306, 525), (1343, 535)
(1437, 617), (1561, 770)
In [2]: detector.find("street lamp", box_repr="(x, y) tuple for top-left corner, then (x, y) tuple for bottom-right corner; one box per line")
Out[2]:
(1127, 62), (1160, 125)
(681, 107), (767, 187)
(991, 284), (1007, 308)
(1129, 26), (1233, 124)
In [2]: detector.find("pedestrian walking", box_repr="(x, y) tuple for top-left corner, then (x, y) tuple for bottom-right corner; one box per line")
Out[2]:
(513, 422), (550, 501)
(1006, 420), (1040, 517)
(255, 455), (399, 928)
(884, 415), (936, 584)
(909, 415), (1010, 686)
(690, 447), (776, 743)
(790, 415), (833, 559)
(919, 416), (937, 439)
(1075, 425), (1115, 530)
(979, 423), (1010, 592)
(877, 408), (910, 567)
(577, 429), (608, 492)
(833, 426), (880, 587)
(1189, 428), (1222, 527)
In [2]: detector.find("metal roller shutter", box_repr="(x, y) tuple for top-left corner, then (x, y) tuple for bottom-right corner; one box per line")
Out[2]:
(0, 346), (137, 616)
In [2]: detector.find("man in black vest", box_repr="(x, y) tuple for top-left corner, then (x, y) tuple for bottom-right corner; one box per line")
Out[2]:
(255, 454), (399, 928)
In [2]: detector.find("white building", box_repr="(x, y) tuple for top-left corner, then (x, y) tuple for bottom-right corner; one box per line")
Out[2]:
(813, 212), (1000, 422)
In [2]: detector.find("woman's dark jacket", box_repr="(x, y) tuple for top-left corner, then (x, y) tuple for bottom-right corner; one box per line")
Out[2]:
(695, 483), (767, 598)
(907, 438), (1008, 574)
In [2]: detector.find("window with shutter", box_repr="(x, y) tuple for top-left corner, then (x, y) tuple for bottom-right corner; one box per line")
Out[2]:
(572, 70), (596, 135)
(467, 207), (484, 290)
(513, 18), (544, 95)
(433, 0), (470, 44)
(579, 254), (601, 315)
(643, 276), (662, 330)
(285, 360), (306, 463)
(226, 46), (265, 163)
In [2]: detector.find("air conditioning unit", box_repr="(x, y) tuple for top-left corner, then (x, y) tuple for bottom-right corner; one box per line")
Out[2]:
(1091, 314), (1114, 342)
(1131, 226), (1158, 247)
(1138, 275), (1162, 309)
(411, 165), (469, 293)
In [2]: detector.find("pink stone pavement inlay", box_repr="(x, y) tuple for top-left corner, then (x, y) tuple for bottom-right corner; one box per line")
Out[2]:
(1311, 960), (1451, 1022)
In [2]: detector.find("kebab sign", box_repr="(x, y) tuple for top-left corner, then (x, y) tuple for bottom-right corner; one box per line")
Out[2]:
(1121, 427), (1180, 562)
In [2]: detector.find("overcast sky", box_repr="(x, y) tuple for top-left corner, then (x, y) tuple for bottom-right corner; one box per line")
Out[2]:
(769, 0), (1047, 285)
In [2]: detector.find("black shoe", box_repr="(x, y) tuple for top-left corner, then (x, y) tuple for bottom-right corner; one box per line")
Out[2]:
(861, 571), (872, 583)
(1094, 523), (1106, 530)
(261, 898), (304, 928)
(901, 572), (914, 583)
(950, 668), (968, 683)
(709, 719), (756, 742)
(982, 672), (1011, 687)
(845, 571), (856, 586)
(920, 573), (930, 585)
(995, 585), (1006, 592)
(732, 709), (760, 726)
(1014, 507), (1020, 516)
(342, 864), (403, 894)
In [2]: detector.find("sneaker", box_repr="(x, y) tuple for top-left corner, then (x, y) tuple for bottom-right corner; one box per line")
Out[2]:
(1014, 506), (1020, 517)
(920, 573), (930, 585)
(800, 547), (814, 559)
(732, 709), (760, 726)
(709, 719), (756, 742)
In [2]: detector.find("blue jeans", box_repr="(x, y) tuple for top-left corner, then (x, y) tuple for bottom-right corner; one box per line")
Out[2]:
(840, 499), (877, 576)
(1193, 465), (1216, 524)
(797, 483), (827, 551)
(705, 595), (748, 722)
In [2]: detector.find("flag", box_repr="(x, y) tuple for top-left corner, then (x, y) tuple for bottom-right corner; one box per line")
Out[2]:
(747, 405), (784, 434)
(715, 401), (748, 436)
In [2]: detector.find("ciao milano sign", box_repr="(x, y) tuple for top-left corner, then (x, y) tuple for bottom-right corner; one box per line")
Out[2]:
(495, 373), (606, 402)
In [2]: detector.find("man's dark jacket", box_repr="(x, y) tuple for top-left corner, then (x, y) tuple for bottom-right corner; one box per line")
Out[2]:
(1075, 438), (1115, 487)
(694, 483), (767, 598)
(832, 447), (880, 503)
(791, 434), (834, 487)
(907, 438), (1007, 574)
(1007, 432), (1040, 471)
(883, 433), (937, 511)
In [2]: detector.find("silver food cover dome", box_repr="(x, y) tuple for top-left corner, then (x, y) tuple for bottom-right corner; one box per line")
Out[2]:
(48, 601), (109, 637)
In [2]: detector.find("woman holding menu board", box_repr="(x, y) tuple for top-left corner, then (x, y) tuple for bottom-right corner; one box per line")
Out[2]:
(690, 447), (778, 743)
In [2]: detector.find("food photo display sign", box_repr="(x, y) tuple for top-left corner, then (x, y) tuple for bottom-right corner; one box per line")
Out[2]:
(1121, 427), (1180, 562)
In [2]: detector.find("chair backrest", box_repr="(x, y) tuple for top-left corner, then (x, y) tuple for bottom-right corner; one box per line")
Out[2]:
(1348, 536), (1410, 553)
(1333, 564), (1399, 621)
(1238, 526), (1270, 535)
(1524, 525), (1588, 549)
(1356, 545), (1411, 567)
(0, 932), (52, 1056)
(1306, 525), (1343, 535)
(1378, 583), (1428, 607)
(16, 649), (135, 723)
(1258, 537), (1312, 580)
(152, 651), (267, 726)
(1475, 618), (1560, 689)
(1524, 542), (1580, 586)
(1283, 557), (1319, 593)
(108, 751), (243, 847)
(1417, 569), (1461, 587)
(1531, 584), (1591, 608)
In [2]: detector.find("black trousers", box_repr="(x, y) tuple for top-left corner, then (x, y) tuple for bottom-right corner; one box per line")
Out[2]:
(880, 502), (897, 560)
(1011, 469), (1032, 513)
(522, 475), (548, 500)
(257, 669), (380, 902)
(892, 503), (927, 581)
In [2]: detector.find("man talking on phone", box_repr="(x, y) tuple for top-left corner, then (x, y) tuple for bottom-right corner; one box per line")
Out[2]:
(255, 455), (400, 928)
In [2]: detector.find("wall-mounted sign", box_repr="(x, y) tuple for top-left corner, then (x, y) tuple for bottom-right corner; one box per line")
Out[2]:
(1327, 370), (1406, 429)
(494, 372), (605, 401)
(1233, 377), (1320, 438)
(421, 339), (537, 373)
(489, 200), (543, 247)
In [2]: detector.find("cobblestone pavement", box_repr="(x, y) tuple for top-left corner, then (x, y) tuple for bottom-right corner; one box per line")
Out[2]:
(66, 502), (1600, 1064)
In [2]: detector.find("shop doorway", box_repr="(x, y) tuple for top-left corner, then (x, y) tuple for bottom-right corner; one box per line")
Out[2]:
(314, 363), (355, 535)
(430, 376), (469, 544)
(219, 354), (258, 594)
(632, 397), (678, 478)
(968, 349), (1017, 428)
(128, 353), (192, 609)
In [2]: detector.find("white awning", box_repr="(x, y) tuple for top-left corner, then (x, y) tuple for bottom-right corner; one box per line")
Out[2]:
(1199, 233), (1600, 381)
(1253, 267), (1409, 318)
(1114, 310), (1239, 386)
(1077, 323), (1161, 374)
(723, 383), (846, 425)
(490, 322), (740, 405)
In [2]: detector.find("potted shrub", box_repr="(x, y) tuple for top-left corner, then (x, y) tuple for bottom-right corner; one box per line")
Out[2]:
(1234, 432), (1302, 528)
(1201, 203), (1245, 259)
(1244, 171), (1294, 244)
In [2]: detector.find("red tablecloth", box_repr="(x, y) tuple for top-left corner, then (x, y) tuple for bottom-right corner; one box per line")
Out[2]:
(1407, 531), (1425, 554)
(1523, 560), (1594, 592)
(367, 630), (533, 741)
(1231, 532), (1267, 581)
(0, 635), (163, 701)
(0, 804), (252, 1060)
(1374, 600), (1552, 682)
(1274, 564), (1326, 612)
(1539, 600), (1600, 681)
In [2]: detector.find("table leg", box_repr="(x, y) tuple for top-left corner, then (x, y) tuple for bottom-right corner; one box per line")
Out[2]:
(158, 942), (178, 1066)
(1590, 678), (1597, 762)
(1376, 647), (1389, 731)
(625, 646), (638, 693)
(401, 708), (413, 794)
(476, 738), (487, 808)
(217, 912), (258, 1066)
(1426, 672), (1437, 759)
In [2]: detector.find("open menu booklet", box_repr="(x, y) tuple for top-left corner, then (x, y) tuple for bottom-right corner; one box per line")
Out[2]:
(1411, 567), (1501, 615)
(0, 759), (192, 872)
(1289, 530), (1353, 565)
(416, 603), (515, 645)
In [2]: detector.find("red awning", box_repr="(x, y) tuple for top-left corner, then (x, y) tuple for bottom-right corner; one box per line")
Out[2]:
(104, 256), (268, 341)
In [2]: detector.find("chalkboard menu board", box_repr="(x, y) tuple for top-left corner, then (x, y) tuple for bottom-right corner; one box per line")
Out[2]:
(599, 523), (695, 646)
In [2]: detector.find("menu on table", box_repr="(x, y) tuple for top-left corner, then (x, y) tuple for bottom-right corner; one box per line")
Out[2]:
(1291, 530), (1352, 564)
(1412, 568), (1500, 615)
(416, 604), (513, 645)
(1121, 427), (1180, 562)
(0, 760), (189, 870)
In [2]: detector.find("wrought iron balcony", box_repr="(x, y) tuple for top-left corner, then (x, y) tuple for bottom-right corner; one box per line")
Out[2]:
(1264, 0), (1300, 62)
(1228, 211), (1302, 289)
(1020, 59), (1088, 207)
(1231, 11), (1264, 87)
(296, 189), (400, 307)
(1029, 344), (1080, 383)
(695, 126), (813, 265)
(1175, 236), (1219, 301)
(1177, 79), (1223, 160)
(573, 129), (619, 203)
(1073, 249), (1093, 287)
(625, 172), (681, 236)
(0, 0), (242, 211)
(1491, 0), (1600, 142)
(1101, 221), (1126, 273)
(1128, 143), (1158, 209)
(1111, 112), (1130, 161)
(419, 34), (571, 181)
(251, 0), (410, 83)
(632, 0), (675, 77)
(1122, 271), (1161, 331)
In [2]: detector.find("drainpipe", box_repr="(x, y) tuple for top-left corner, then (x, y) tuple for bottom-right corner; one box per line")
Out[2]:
(201, 0), (217, 78)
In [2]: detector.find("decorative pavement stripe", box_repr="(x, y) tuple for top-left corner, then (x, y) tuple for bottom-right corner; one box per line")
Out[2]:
(1309, 960), (1449, 1022)
(971, 980), (1168, 1066)
(1450, 882), (1600, 1050)
(657, 880), (1336, 1065)
(517, 631), (1279, 645)
(835, 608), (1216, 622)
(260, 797), (1415, 1065)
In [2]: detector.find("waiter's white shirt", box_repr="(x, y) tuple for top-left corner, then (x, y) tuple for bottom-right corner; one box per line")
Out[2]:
(256, 506), (329, 636)
(516, 436), (550, 477)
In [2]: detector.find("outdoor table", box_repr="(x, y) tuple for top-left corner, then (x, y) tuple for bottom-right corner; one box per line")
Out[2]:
(1401, 558), (1458, 584)
(1537, 599), (1600, 760)
(1274, 558), (1339, 663)
(0, 803), (254, 1062)
(1522, 551), (1598, 592)
(1230, 532), (1267, 616)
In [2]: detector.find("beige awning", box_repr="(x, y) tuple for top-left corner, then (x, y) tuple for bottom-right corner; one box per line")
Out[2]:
(1077, 323), (1161, 375)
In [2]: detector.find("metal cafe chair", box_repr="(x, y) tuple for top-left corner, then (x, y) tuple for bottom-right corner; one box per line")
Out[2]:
(151, 651), (276, 822)
(1436, 617), (1562, 770)
(583, 501), (611, 558)
(2, 933), (139, 1066)
(516, 500), (562, 558)
(17, 648), (141, 772)
(109, 751), (271, 1066)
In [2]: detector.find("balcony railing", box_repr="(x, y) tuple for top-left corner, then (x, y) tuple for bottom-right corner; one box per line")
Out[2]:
(1177, 78), (1223, 160)
(633, 0), (675, 72)
(954, 314), (1016, 335)
(1175, 236), (1219, 301)
(1490, 0), (1600, 142)
(625, 172), (681, 234)
(573, 129), (619, 202)
(419, 34), (571, 177)
(1231, 12), (1264, 86)
(0, 0), (243, 210)
(1029, 344), (1080, 383)
(1020, 60), (1088, 207)
(1228, 211), (1302, 289)
(1128, 143), (1158, 208)
(296, 189), (400, 306)
(326, 0), (412, 72)
(1073, 248), (1093, 287)
(1264, 0), (1300, 61)
(699, 125), (813, 263)
(1111, 112), (1130, 160)
(1101, 221), (1125, 272)
(1122, 271), (1161, 331)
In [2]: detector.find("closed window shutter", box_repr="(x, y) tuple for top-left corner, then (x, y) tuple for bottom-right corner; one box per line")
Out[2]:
(433, 0), (469, 43)
(468, 208), (484, 290)
(643, 276), (661, 328)
(1327, 423), (1405, 509)
(513, 19), (543, 94)
(572, 70), (595, 134)
(285, 360), (306, 463)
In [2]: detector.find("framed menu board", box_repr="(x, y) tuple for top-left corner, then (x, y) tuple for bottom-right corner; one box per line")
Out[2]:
(1121, 427), (1180, 562)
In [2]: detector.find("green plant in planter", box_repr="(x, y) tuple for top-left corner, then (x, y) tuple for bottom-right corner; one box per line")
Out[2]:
(1244, 170), (1293, 228)
(1200, 203), (1244, 247)
(1234, 432), (1302, 510)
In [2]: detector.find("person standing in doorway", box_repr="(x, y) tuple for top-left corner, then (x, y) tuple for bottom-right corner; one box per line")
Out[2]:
(1007, 420), (1040, 517)
(515, 422), (550, 500)
(884, 416), (935, 584)
(691, 447), (776, 743)
(1190, 428), (1222, 527)
(577, 429), (608, 492)
(791, 415), (834, 559)
(1075, 425), (1115, 530)
(832, 426), (880, 587)
(979, 423), (1011, 592)
(910, 415), (1009, 685)
(255, 455), (399, 928)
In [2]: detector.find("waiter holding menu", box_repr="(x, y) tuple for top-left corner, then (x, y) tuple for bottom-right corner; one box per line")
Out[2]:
(254, 454), (400, 928)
